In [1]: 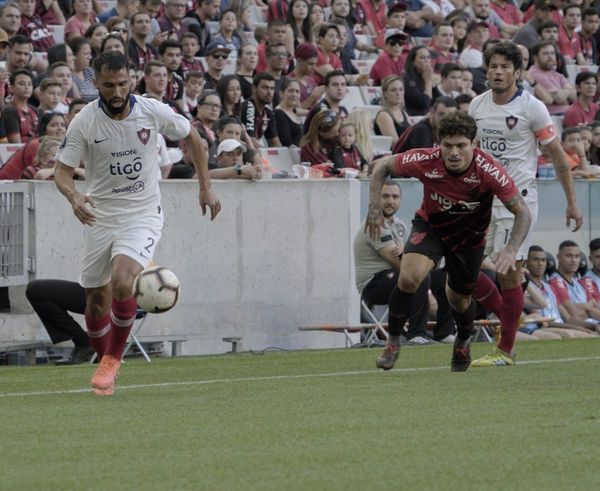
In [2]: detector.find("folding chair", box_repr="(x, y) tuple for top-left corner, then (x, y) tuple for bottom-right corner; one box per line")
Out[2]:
(90, 309), (150, 363)
(360, 300), (389, 346)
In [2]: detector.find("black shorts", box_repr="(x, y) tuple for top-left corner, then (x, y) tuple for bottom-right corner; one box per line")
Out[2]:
(403, 217), (484, 296)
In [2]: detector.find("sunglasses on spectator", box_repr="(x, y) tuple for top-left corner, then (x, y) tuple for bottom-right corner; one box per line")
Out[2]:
(210, 53), (228, 59)
(387, 39), (404, 47)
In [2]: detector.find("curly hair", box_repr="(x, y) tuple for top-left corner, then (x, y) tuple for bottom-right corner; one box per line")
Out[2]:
(436, 112), (477, 142)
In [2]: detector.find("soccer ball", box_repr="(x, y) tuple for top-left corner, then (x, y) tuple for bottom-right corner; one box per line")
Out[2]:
(133, 266), (180, 313)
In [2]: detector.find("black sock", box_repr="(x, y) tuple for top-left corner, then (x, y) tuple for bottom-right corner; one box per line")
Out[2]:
(452, 301), (476, 342)
(388, 287), (412, 337)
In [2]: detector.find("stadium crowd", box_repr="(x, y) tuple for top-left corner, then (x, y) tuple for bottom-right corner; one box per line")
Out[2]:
(1, 0), (600, 352)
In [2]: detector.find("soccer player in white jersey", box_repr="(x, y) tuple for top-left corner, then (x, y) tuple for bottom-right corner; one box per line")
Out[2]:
(468, 41), (583, 367)
(54, 52), (221, 395)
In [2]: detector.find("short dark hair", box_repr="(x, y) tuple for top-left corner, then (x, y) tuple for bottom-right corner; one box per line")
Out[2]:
(582, 7), (599, 20)
(383, 178), (402, 194)
(575, 71), (596, 86)
(266, 42), (287, 56)
(92, 51), (129, 75)
(536, 20), (558, 35)
(198, 89), (219, 105)
(68, 36), (91, 56)
(38, 112), (66, 136)
(47, 44), (69, 66)
(531, 40), (555, 58)
(9, 35), (31, 48)
(9, 68), (34, 86)
(437, 111), (477, 142)
(483, 40), (522, 71)
(267, 19), (287, 29)
(216, 115), (242, 130)
(280, 77), (300, 93)
(318, 23), (340, 39)
(252, 71), (275, 87)
(455, 93), (473, 106)
(563, 3), (581, 16)
(559, 240), (579, 250)
(528, 245), (545, 255)
(434, 21), (453, 35)
(69, 98), (86, 112)
(325, 69), (346, 86)
(561, 126), (582, 142)
(589, 238), (600, 252)
(185, 70), (204, 82)
(432, 96), (457, 111)
(158, 39), (183, 56)
(440, 62), (462, 79)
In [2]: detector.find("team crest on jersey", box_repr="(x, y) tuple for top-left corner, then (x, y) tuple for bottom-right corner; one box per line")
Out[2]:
(137, 128), (151, 145)
(505, 116), (518, 130)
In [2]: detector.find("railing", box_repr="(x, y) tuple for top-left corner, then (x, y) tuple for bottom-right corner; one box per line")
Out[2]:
(0, 183), (31, 287)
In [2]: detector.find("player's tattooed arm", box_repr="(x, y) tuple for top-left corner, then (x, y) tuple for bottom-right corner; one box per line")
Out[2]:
(495, 194), (532, 275)
(365, 155), (397, 241)
(544, 138), (583, 231)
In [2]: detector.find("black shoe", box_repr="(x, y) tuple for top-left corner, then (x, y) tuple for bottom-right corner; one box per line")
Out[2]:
(55, 346), (95, 365)
(451, 339), (471, 372)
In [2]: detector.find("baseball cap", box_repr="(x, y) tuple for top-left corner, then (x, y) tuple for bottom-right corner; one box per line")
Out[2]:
(0, 28), (9, 46)
(295, 42), (318, 60)
(466, 19), (490, 33)
(384, 28), (409, 43)
(205, 41), (231, 56)
(534, 0), (558, 9)
(387, 2), (408, 16)
(217, 139), (247, 156)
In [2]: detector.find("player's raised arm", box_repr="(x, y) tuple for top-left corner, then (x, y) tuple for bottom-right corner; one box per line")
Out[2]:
(495, 194), (532, 275)
(54, 162), (96, 226)
(184, 127), (221, 221)
(366, 155), (398, 241)
(543, 138), (584, 232)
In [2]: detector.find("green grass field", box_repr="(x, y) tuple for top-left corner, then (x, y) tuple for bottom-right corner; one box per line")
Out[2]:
(1, 340), (600, 490)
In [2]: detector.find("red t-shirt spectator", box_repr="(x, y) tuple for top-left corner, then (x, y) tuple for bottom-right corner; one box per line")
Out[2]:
(19, 14), (55, 51)
(558, 23), (582, 61)
(313, 47), (342, 85)
(0, 139), (39, 180)
(562, 100), (599, 128)
(369, 52), (407, 86)
(490, 0), (521, 25)
(3, 105), (39, 143)
(358, 0), (387, 34)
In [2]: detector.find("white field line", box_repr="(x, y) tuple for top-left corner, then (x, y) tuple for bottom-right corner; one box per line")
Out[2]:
(1, 355), (600, 398)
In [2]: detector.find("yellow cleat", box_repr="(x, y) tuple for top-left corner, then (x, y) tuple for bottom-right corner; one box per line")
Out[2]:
(471, 348), (515, 367)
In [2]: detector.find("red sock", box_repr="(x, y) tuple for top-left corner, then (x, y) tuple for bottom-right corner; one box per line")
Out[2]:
(473, 272), (503, 318)
(106, 296), (138, 360)
(85, 308), (111, 360)
(498, 286), (524, 354)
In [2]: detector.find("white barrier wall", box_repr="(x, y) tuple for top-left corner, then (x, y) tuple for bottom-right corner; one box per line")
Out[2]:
(23, 180), (362, 354)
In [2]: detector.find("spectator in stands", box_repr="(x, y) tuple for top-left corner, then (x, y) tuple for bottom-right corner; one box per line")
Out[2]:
(181, 71), (203, 118)
(4, 69), (38, 143)
(235, 43), (258, 99)
(585, 238), (600, 290)
(85, 23), (109, 59)
(18, 0), (54, 51)
(563, 72), (599, 128)
(458, 20), (489, 68)
(65, 0), (97, 42)
(303, 70), (348, 132)
(558, 4), (585, 66)
(202, 40), (231, 91)
(157, 39), (185, 110)
(101, 33), (128, 56)
(513, 0), (557, 49)
(183, 0), (219, 54)
(69, 37), (98, 103)
(212, 9), (243, 52)
(578, 9), (599, 66)
(210, 138), (262, 179)
(37, 78), (62, 115)
(179, 33), (204, 78)
(372, 1), (409, 50)
(559, 127), (600, 178)
(168, 137), (201, 178)
(0, 111), (67, 179)
(309, 2), (325, 31)
(217, 74), (242, 117)
(105, 17), (130, 43)
(142, 60), (168, 100)
(529, 40), (576, 115)
(241, 72), (281, 147)
(230, 0), (255, 37)
(46, 43), (76, 73)
(348, 108), (374, 163)
(447, 11), (468, 54)
(369, 28), (409, 86)
(274, 77), (303, 147)
(393, 96), (456, 153)
(193, 89), (221, 165)
(589, 121), (600, 166)
(331, 18), (363, 83)
(332, 121), (368, 175)
(20, 135), (63, 180)
(215, 114), (255, 152)
(300, 109), (340, 167)
(374, 75), (410, 147)
(0, 4), (21, 39)
(536, 20), (569, 78)
(140, 0), (165, 48)
(128, 12), (158, 71)
(403, 45), (433, 116)
(358, 0), (388, 36)
(432, 62), (462, 101)
(256, 19), (288, 73)
(459, 68), (477, 98)
(158, 0), (190, 39)
(580, 124), (593, 161)
(286, 0), (312, 52)
(290, 42), (324, 110)
(455, 93), (473, 112)
(264, 42), (289, 103)
(97, 0), (139, 24)
(403, 0), (434, 38)
(313, 23), (344, 86)
(6, 34), (32, 74)
(490, 0), (522, 28)
(465, 0), (513, 39)
(523, 245), (597, 338)
(549, 240), (600, 327)
(25, 279), (94, 365)
(49, 61), (79, 109)
(429, 22), (458, 74)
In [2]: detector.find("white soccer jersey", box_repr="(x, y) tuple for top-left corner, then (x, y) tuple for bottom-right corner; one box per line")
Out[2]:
(469, 89), (557, 215)
(58, 96), (190, 227)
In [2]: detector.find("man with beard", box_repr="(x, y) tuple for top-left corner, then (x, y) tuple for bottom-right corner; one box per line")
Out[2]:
(240, 72), (281, 148)
(303, 70), (349, 133)
(54, 52), (221, 396)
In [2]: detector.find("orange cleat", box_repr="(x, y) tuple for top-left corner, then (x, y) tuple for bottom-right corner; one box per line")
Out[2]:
(91, 355), (121, 395)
